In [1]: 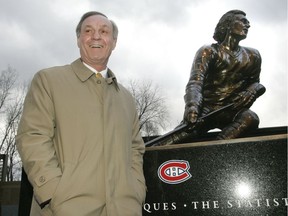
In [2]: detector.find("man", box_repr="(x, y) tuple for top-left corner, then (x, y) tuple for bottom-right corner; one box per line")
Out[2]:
(16, 11), (146, 216)
(182, 10), (266, 140)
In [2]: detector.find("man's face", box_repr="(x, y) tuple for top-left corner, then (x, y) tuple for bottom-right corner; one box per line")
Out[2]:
(230, 14), (250, 40)
(77, 15), (117, 68)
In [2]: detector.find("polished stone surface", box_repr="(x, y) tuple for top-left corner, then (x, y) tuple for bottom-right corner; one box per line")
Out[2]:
(143, 135), (287, 215)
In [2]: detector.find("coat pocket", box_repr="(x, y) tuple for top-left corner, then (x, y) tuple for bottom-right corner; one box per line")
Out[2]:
(49, 163), (74, 213)
(131, 170), (147, 204)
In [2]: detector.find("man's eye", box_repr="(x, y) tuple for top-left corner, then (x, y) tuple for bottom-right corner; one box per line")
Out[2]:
(84, 28), (93, 33)
(241, 19), (249, 24)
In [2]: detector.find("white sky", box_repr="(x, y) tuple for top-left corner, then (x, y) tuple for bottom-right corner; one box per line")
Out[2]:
(0, 0), (287, 133)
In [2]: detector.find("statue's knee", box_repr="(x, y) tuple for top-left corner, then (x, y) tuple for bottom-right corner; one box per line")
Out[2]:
(217, 110), (259, 140)
(237, 110), (259, 128)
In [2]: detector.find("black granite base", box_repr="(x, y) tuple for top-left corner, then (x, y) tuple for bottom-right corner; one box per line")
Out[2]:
(143, 135), (287, 215)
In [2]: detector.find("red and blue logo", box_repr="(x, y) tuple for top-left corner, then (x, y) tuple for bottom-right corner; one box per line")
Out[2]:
(158, 160), (192, 184)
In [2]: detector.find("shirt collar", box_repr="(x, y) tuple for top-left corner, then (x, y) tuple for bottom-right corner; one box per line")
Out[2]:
(82, 61), (108, 78)
(71, 59), (120, 91)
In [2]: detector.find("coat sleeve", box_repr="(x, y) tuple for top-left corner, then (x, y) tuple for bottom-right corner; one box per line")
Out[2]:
(131, 107), (145, 178)
(16, 71), (62, 205)
(130, 100), (146, 202)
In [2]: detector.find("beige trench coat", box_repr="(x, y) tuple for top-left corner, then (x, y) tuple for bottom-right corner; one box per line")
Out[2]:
(16, 59), (146, 216)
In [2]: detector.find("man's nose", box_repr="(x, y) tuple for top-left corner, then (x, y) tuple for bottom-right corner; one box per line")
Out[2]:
(92, 31), (101, 39)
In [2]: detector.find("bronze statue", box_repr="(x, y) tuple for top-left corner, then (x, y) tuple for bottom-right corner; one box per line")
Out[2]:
(146, 10), (266, 146)
(183, 9), (266, 140)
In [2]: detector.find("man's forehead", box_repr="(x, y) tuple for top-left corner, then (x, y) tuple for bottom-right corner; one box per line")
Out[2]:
(234, 14), (248, 20)
(83, 15), (112, 28)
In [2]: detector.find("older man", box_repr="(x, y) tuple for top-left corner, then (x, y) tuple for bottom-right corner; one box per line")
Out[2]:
(17, 11), (146, 216)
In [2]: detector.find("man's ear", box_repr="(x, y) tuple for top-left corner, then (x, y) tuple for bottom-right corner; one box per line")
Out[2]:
(77, 37), (80, 48)
(112, 38), (117, 50)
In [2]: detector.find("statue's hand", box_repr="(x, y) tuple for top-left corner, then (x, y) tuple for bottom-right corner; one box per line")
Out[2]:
(233, 90), (256, 109)
(184, 106), (198, 124)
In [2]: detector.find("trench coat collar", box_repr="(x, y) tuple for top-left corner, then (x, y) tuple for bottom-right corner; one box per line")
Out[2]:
(71, 58), (120, 91)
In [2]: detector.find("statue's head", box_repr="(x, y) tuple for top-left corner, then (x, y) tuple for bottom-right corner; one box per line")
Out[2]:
(213, 10), (248, 43)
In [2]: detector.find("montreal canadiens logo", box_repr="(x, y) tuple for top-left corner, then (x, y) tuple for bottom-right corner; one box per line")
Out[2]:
(158, 160), (192, 184)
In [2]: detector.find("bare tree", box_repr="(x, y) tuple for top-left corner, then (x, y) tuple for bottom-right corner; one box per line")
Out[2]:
(127, 80), (169, 137)
(0, 66), (26, 181)
(0, 66), (17, 111)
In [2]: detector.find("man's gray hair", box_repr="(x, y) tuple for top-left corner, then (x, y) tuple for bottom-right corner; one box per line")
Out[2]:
(76, 11), (118, 39)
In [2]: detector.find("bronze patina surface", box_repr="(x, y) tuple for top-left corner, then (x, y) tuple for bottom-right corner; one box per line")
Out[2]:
(148, 10), (266, 146)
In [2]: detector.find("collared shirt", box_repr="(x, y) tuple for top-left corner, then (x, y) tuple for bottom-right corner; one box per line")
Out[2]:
(82, 62), (108, 78)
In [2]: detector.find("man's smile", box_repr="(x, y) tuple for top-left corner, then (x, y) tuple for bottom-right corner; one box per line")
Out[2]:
(89, 44), (103, 48)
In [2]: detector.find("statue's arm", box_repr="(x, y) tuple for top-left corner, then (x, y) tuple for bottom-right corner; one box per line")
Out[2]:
(233, 48), (266, 109)
(184, 45), (215, 123)
(247, 49), (266, 97)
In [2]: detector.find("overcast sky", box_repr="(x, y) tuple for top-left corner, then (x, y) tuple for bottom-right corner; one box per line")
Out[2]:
(1, 0), (287, 133)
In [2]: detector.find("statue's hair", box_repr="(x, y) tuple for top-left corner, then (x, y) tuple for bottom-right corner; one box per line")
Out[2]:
(76, 11), (118, 39)
(213, 10), (246, 43)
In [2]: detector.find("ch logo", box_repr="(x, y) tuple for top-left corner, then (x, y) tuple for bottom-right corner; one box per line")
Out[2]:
(158, 160), (192, 184)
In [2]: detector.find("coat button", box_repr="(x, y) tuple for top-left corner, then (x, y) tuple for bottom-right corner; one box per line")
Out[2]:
(97, 80), (101, 84)
(39, 176), (46, 183)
